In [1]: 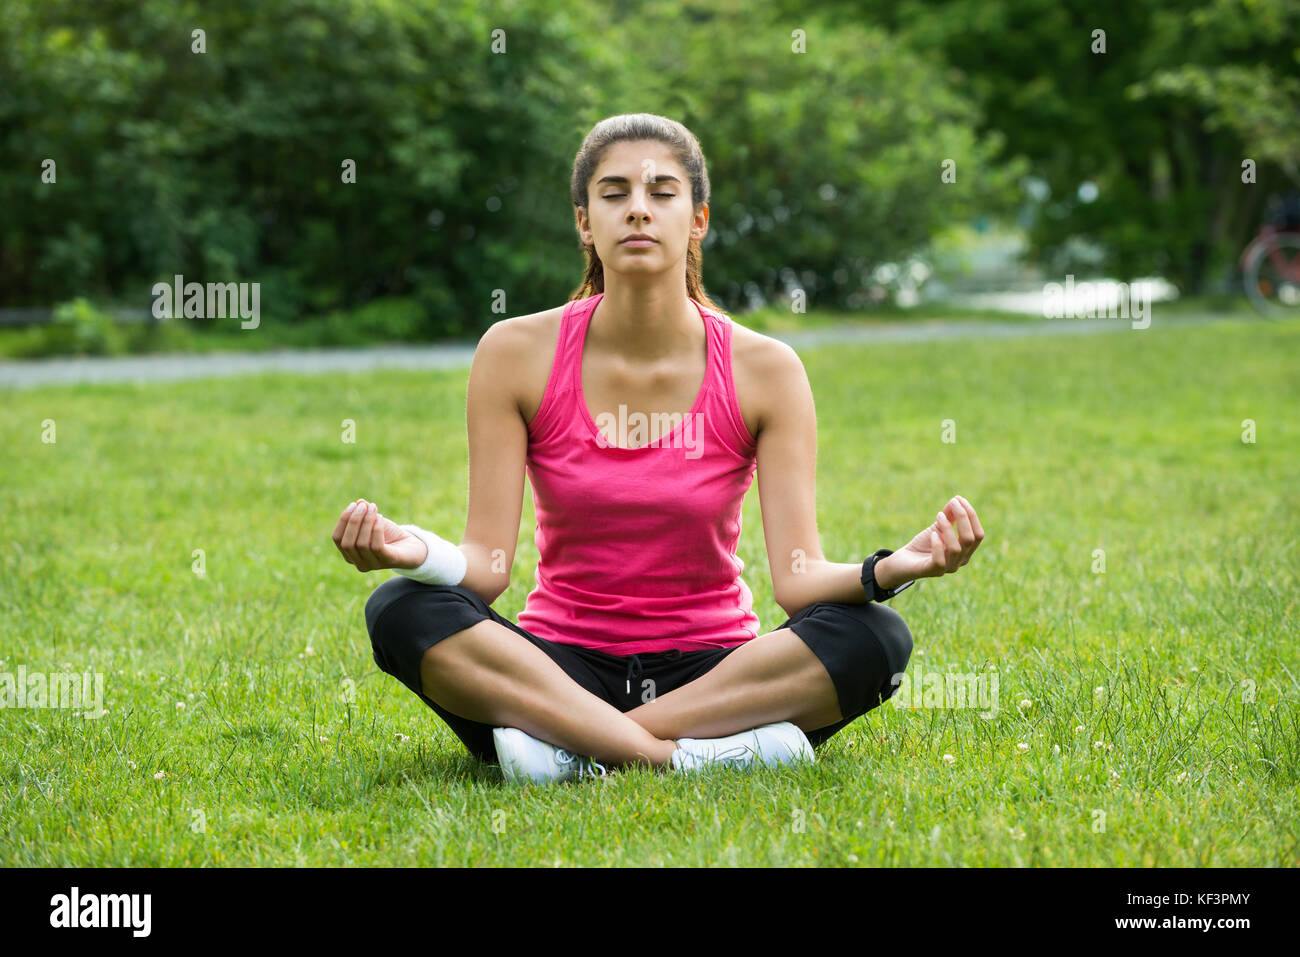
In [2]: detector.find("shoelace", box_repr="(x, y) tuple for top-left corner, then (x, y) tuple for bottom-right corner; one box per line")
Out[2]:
(554, 748), (609, 779)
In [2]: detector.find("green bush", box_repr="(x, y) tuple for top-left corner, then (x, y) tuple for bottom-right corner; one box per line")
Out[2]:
(326, 296), (426, 344)
(34, 299), (130, 356)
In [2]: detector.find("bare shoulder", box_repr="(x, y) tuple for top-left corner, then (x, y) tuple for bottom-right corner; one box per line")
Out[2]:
(473, 304), (567, 424)
(726, 316), (810, 440)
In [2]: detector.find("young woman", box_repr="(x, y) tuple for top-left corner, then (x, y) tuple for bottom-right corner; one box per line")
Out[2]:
(333, 113), (984, 784)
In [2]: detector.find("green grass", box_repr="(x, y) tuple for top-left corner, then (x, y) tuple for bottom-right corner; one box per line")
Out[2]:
(1, 315), (1297, 866)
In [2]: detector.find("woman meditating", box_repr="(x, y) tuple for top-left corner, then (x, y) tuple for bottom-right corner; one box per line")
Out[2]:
(333, 113), (984, 784)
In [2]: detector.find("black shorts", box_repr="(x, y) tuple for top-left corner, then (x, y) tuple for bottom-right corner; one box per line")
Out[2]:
(363, 577), (914, 765)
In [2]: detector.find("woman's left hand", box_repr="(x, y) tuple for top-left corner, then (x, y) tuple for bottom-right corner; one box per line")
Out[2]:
(887, 495), (985, 583)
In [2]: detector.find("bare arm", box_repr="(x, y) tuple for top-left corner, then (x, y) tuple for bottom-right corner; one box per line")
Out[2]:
(753, 340), (868, 617)
(331, 316), (536, 599)
(456, 318), (531, 604)
(752, 339), (986, 617)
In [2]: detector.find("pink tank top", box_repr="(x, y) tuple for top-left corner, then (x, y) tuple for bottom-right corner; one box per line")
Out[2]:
(517, 292), (762, 656)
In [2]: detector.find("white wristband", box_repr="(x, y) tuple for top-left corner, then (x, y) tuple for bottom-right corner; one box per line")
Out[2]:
(395, 524), (467, 586)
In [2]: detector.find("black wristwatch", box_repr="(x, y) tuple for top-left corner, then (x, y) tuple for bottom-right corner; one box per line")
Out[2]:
(861, 548), (916, 602)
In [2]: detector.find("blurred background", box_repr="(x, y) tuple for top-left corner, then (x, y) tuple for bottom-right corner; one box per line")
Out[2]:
(0, 0), (1297, 357)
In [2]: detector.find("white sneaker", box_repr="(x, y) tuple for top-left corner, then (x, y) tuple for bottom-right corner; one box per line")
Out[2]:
(670, 721), (815, 773)
(492, 727), (609, 785)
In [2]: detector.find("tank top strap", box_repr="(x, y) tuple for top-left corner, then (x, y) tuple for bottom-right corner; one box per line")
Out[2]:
(695, 299), (758, 456)
(527, 293), (601, 443)
(558, 293), (599, 395)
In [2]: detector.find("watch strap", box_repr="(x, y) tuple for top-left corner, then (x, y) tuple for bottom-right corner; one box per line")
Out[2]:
(861, 548), (915, 602)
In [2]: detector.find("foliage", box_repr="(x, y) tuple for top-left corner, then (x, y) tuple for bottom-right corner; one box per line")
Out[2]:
(0, 0), (1017, 326)
(805, 0), (1300, 293)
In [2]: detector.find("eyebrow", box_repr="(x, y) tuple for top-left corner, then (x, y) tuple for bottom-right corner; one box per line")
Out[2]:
(595, 175), (683, 186)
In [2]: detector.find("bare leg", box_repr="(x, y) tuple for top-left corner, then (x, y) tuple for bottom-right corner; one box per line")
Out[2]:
(419, 619), (678, 770)
(623, 628), (841, 741)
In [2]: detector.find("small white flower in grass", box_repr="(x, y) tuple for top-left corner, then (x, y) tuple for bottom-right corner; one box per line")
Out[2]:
(1018, 698), (1032, 710)
(319, 735), (329, 743)
(1176, 771), (1188, 783)
(1093, 740), (1105, 750)
(1074, 725), (1084, 733)
(395, 733), (409, 743)
(304, 645), (316, 657)
(1016, 742), (1030, 753)
(943, 753), (956, 764)
(176, 701), (185, 710)
(1053, 744), (1060, 754)
(1094, 686), (1105, 696)
(847, 853), (859, 863)
(128, 761), (137, 770)
(154, 770), (168, 780)
(1008, 826), (1026, 841)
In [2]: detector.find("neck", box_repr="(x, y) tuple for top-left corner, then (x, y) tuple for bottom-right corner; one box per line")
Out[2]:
(590, 277), (700, 361)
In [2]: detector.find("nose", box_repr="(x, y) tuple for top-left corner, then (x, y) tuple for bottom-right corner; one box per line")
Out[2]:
(627, 186), (652, 220)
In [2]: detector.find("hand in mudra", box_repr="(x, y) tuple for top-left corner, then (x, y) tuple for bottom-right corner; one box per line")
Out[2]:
(888, 495), (985, 583)
(331, 499), (427, 572)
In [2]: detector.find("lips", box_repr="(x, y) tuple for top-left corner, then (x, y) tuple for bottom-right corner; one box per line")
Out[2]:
(620, 235), (657, 243)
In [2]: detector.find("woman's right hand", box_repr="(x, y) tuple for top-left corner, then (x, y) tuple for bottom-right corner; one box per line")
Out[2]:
(331, 499), (429, 572)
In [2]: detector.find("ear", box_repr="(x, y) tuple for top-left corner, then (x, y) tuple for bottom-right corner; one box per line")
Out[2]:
(574, 205), (591, 244)
(692, 202), (709, 241)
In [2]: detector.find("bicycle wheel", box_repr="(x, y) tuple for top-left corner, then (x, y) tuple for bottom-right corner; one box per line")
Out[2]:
(1242, 231), (1300, 318)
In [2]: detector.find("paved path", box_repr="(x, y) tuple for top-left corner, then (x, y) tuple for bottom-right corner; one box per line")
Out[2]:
(0, 314), (1234, 390)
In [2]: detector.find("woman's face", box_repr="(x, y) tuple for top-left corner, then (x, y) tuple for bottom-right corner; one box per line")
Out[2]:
(577, 139), (708, 275)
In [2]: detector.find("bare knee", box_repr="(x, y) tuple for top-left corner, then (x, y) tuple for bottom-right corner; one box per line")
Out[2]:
(418, 620), (494, 683)
(416, 622), (509, 723)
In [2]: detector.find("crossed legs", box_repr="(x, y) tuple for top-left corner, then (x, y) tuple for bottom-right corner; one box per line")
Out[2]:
(417, 618), (841, 772)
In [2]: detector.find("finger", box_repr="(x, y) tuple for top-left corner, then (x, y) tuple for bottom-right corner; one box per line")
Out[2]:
(958, 496), (984, 565)
(354, 502), (379, 570)
(332, 500), (360, 548)
(936, 511), (961, 571)
(930, 528), (944, 572)
(340, 498), (369, 562)
(368, 508), (387, 560)
(335, 500), (361, 563)
(956, 495), (984, 543)
(948, 496), (976, 550)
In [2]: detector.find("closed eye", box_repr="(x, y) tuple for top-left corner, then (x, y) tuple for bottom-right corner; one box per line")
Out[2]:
(603, 193), (676, 199)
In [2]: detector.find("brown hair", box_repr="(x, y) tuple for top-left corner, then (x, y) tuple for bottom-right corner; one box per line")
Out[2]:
(568, 113), (722, 312)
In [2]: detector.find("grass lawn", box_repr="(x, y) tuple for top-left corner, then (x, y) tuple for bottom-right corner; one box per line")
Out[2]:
(1, 314), (1296, 866)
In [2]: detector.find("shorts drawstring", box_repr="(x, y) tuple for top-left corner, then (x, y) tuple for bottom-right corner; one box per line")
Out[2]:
(625, 649), (683, 693)
(625, 654), (643, 694)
